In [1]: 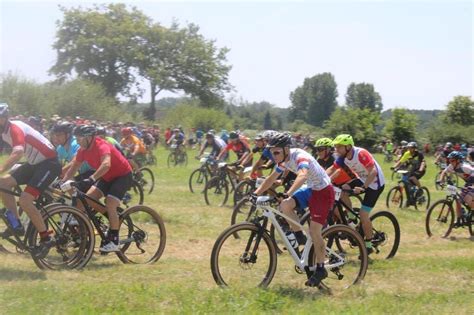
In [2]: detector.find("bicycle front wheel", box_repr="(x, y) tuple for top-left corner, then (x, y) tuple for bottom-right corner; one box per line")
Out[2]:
(386, 186), (403, 209)
(233, 179), (255, 206)
(117, 205), (166, 264)
(188, 168), (208, 193)
(210, 222), (277, 288)
(167, 152), (176, 168)
(369, 211), (400, 259)
(414, 187), (430, 211)
(310, 224), (368, 292)
(27, 205), (95, 270)
(204, 176), (229, 206)
(426, 200), (454, 238)
(137, 167), (155, 194)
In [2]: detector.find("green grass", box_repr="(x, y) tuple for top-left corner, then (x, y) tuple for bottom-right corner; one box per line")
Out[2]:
(0, 150), (473, 314)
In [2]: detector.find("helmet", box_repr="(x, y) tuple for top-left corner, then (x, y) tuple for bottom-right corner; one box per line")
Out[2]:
(96, 126), (106, 136)
(28, 116), (42, 125)
(51, 122), (75, 134)
(205, 131), (215, 139)
(73, 125), (97, 137)
(121, 127), (133, 137)
(315, 137), (333, 148)
(332, 134), (354, 146)
(254, 134), (264, 141)
(445, 142), (453, 149)
(0, 103), (9, 117)
(267, 133), (292, 148)
(447, 151), (463, 160)
(400, 140), (408, 146)
(173, 128), (180, 132)
(229, 131), (239, 140)
(407, 141), (418, 148)
(262, 130), (278, 141)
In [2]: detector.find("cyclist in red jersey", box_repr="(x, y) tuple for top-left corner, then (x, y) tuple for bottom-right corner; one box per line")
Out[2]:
(0, 103), (61, 256)
(217, 131), (252, 167)
(62, 125), (133, 252)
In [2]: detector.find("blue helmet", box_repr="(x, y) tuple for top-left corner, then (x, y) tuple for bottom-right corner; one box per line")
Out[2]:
(447, 151), (464, 160)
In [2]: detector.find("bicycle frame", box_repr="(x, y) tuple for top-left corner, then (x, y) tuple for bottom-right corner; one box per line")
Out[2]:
(255, 196), (346, 272)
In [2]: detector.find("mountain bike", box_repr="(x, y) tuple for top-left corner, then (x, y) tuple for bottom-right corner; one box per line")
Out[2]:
(0, 187), (95, 270)
(386, 170), (430, 210)
(167, 143), (188, 168)
(210, 195), (368, 291)
(425, 182), (473, 238)
(54, 181), (166, 264)
(434, 162), (459, 190)
(188, 154), (217, 193)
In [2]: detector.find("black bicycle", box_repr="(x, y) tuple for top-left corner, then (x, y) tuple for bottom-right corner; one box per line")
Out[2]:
(133, 167), (155, 195)
(386, 170), (430, 210)
(51, 181), (166, 264)
(0, 187), (95, 270)
(188, 155), (217, 193)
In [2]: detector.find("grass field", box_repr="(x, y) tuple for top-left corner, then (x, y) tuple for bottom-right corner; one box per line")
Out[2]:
(0, 149), (473, 314)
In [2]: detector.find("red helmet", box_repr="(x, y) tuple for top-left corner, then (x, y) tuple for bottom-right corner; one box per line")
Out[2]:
(121, 127), (133, 137)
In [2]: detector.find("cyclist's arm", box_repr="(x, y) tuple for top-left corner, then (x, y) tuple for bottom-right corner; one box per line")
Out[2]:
(90, 154), (111, 181)
(361, 164), (377, 190)
(216, 145), (230, 161)
(286, 168), (308, 196)
(238, 151), (252, 167)
(393, 151), (411, 169)
(250, 155), (264, 174)
(63, 158), (82, 181)
(0, 148), (23, 173)
(254, 169), (280, 195)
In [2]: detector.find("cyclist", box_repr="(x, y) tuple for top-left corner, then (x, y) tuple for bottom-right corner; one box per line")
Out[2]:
(96, 126), (124, 155)
(385, 140), (394, 159)
(0, 103), (61, 254)
(217, 131), (252, 168)
(121, 127), (147, 170)
(332, 134), (385, 255)
(435, 142), (454, 166)
(253, 133), (334, 287)
(392, 141), (426, 202)
(437, 151), (473, 227)
(167, 128), (185, 155)
(50, 122), (95, 189)
(62, 125), (133, 252)
(249, 131), (278, 177)
(196, 131), (226, 160)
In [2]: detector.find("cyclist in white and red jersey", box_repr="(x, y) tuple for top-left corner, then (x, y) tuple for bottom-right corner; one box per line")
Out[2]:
(62, 125), (133, 252)
(332, 134), (385, 254)
(0, 103), (61, 255)
(253, 133), (335, 287)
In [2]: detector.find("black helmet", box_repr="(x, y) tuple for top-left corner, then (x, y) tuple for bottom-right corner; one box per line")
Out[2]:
(229, 131), (239, 140)
(267, 133), (292, 148)
(28, 116), (42, 125)
(0, 103), (9, 117)
(51, 122), (75, 134)
(73, 125), (97, 137)
(96, 126), (106, 136)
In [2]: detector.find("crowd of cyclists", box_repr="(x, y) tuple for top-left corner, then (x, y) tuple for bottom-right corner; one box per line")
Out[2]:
(0, 102), (472, 289)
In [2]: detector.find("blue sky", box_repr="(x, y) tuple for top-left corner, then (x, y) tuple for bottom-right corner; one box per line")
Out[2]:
(0, 0), (472, 110)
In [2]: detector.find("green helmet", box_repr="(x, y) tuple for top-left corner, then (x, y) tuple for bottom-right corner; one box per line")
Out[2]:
(315, 137), (333, 148)
(332, 134), (354, 146)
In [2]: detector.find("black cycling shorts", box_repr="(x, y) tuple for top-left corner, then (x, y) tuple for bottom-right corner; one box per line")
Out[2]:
(410, 170), (425, 180)
(11, 158), (61, 198)
(348, 179), (385, 210)
(94, 172), (133, 201)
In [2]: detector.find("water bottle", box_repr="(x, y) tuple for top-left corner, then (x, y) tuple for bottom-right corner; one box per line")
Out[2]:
(285, 232), (299, 250)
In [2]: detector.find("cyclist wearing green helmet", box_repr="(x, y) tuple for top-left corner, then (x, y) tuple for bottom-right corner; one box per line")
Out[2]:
(332, 134), (386, 254)
(313, 138), (334, 169)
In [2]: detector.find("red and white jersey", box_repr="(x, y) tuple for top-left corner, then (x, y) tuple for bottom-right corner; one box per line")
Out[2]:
(277, 148), (331, 190)
(335, 146), (385, 189)
(2, 120), (57, 165)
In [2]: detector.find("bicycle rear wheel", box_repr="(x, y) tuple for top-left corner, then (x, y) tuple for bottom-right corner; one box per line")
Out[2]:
(117, 205), (166, 264)
(122, 180), (144, 207)
(204, 176), (229, 206)
(386, 186), (403, 209)
(414, 187), (430, 211)
(167, 152), (176, 168)
(309, 224), (368, 292)
(210, 222), (277, 288)
(425, 200), (454, 238)
(27, 205), (95, 270)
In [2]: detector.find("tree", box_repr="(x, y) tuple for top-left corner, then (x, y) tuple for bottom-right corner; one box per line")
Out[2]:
(137, 22), (232, 113)
(324, 107), (381, 148)
(289, 73), (338, 127)
(263, 111), (272, 129)
(444, 96), (474, 126)
(383, 108), (418, 143)
(50, 4), (151, 98)
(345, 82), (383, 112)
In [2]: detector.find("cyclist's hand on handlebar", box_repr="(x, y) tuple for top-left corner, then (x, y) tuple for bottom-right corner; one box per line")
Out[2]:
(249, 193), (258, 204)
(353, 186), (365, 194)
(276, 192), (289, 200)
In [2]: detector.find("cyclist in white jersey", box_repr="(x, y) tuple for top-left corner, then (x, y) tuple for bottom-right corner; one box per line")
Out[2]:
(253, 133), (335, 287)
(0, 104), (61, 256)
(332, 134), (385, 254)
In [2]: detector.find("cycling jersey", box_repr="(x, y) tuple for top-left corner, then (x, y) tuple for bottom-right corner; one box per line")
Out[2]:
(252, 146), (274, 163)
(334, 147), (385, 190)
(121, 135), (147, 154)
(203, 137), (226, 156)
(223, 138), (250, 159)
(168, 132), (185, 145)
(446, 163), (474, 185)
(76, 137), (132, 182)
(399, 150), (425, 168)
(2, 120), (56, 165)
(56, 136), (93, 175)
(275, 148), (331, 191)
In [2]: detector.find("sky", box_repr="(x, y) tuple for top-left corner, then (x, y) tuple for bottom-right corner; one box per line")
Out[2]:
(0, 0), (472, 110)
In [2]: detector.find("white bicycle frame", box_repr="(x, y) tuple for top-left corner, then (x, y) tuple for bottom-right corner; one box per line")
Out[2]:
(255, 196), (346, 272)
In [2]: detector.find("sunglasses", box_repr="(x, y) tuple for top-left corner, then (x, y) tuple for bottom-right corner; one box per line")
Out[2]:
(271, 150), (283, 156)
(316, 147), (328, 152)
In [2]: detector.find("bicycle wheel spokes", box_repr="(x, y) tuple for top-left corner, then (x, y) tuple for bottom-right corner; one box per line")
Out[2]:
(386, 187), (403, 209)
(370, 211), (400, 259)
(317, 225), (367, 291)
(29, 206), (95, 270)
(204, 177), (229, 206)
(211, 223), (277, 288)
(426, 200), (454, 238)
(138, 167), (155, 194)
(117, 205), (166, 264)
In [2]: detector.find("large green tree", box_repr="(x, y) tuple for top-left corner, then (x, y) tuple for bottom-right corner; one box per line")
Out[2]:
(289, 73), (338, 127)
(50, 4), (150, 98)
(383, 108), (418, 143)
(345, 82), (383, 112)
(444, 95), (474, 126)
